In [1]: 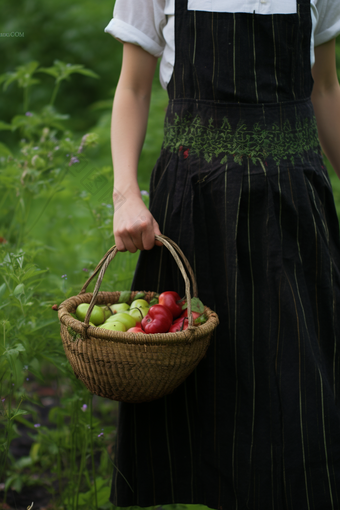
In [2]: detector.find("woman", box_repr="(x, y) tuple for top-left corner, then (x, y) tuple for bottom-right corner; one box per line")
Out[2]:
(105, 1), (340, 508)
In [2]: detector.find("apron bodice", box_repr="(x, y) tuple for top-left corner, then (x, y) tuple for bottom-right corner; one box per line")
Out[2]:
(168, 0), (313, 103)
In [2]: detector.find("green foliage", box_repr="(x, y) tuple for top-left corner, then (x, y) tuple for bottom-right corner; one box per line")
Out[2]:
(0, 0), (122, 133)
(0, 49), (168, 508)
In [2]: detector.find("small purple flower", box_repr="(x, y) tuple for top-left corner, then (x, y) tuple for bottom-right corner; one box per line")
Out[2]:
(82, 268), (89, 272)
(81, 404), (87, 412)
(25, 112), (33, 117)
(34, 424), (40, 428)
(69, 156), (80, 166)
(26, 377), (29, 381)
(141, 190), (149, 197)
(1, 398), (5, 402)
(98, 432), (104, 438)
(61, 274), (67, 279)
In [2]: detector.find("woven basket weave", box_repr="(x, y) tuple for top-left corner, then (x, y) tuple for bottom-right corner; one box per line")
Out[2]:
(58, 235), (219, 403)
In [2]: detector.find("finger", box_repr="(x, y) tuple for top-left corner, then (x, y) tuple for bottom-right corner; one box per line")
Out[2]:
(129, 214), (152, 251)
(140, 218), (156, 250)
(114, 233), (127, 252)
(122, 231), (139, 253)
(153, 220), (163, 247)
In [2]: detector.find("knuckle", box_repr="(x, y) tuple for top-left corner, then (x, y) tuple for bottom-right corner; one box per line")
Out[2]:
(126, 225), (137, 235)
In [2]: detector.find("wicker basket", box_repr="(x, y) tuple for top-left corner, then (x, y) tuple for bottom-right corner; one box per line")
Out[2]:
(58, 235), (219, 403)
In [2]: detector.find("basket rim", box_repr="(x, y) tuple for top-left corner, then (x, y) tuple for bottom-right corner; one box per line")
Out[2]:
(58, 290), (219, 346)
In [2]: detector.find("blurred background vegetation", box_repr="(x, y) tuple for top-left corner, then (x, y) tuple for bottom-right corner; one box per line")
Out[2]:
(1, 0), (169, 279)
(0, 0), (340, 508)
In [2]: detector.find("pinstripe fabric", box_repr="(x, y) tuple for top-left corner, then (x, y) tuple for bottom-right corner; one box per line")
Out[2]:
(110, 0), (340, 508)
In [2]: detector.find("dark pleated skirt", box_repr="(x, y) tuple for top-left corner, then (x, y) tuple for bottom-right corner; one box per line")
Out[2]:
(110, 98), (340, 510)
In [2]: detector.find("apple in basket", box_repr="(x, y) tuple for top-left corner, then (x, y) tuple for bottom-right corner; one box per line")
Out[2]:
(100, 305), (113, 321)
(110, 303), (130, 313)
(141, 304), (173, 334)
(130, 299), (149, 310)
(129, 306), (149, 322)
(99, 321), (126, 332)
(127, 326), (146, 334)
(106, 312), (136, 330)
(76, 303), (105, 325)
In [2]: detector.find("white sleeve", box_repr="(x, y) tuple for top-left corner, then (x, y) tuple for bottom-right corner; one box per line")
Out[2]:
(313, 0), (340, 46)
(104, 0), (167, 58)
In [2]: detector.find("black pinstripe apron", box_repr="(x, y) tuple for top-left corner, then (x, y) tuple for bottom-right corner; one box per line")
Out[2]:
(110, 1), (340, 508)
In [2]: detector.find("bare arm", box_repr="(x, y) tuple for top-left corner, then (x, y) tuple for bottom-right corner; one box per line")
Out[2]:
(111, 42), (162, 252)
(311, 38), (340, 179)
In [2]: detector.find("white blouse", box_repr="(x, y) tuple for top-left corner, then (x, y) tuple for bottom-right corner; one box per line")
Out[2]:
(105, 0), (340, 90)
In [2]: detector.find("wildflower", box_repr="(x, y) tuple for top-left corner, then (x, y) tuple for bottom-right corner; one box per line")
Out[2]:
(54, 146), (60, 151)
(81, 404), (87, 412)
(183, 149), (189, 159)
(98, 432), (104, 438)
(78, 134), (89, 153)
(69, 156), (80, 166)
(179, 146), (183, 152)
(25, 112), (33, 117)
(26, 378), (29, 381)
(141, 190), (149, 197)
(61, 274), (67, 279)
(34, 424), (40, 428)
(31, 155), (45, 169)
(1, 398), (5, 402)
(82, 268), (89, 272)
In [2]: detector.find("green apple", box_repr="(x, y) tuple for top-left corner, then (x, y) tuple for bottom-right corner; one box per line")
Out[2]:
(76, 303), (105, 325)
(110, 303), (130, 313)
(107, 312), (136, 329)
(129, 306), (149, 321)
(99, 321), (126, 332)
(100, 306), (113, 321)
(130, 299), (149, 310)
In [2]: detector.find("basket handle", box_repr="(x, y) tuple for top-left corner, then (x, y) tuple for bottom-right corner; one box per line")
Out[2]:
(80, 235), (198, 336)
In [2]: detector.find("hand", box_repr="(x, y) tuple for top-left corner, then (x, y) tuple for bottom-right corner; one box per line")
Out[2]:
(113, 194), (162, 252)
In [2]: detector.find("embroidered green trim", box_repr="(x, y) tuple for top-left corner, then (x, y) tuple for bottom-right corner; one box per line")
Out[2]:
(163, 113), (320, 165)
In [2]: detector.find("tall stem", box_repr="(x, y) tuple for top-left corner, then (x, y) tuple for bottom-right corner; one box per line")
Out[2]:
(23, 86), (29, 112)
(89, 396), (98, 509)
(1, 377), (13, 502)
(50, 81), (60, 106)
